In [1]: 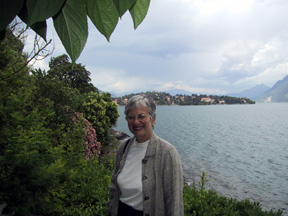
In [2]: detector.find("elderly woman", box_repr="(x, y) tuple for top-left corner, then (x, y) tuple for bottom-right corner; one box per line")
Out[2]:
(108, 94), (184, 216)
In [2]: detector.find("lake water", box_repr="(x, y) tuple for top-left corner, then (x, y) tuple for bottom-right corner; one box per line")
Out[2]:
(113, 103), (288, 215)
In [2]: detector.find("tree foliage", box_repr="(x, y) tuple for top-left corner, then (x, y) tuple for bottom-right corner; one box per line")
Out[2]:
(0, 0), (151, 63)
(0, 28), (27, 79)
(47, 54), (98, 94)
(0, 26), (119, 215)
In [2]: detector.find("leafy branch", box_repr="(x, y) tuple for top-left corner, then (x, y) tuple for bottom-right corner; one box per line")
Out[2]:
(0, 0), (151, 63)
(1, 22), (53, 80)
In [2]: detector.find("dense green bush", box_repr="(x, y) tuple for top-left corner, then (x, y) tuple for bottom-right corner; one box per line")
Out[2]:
(58, 158), (113, 216)
(82, 92), (119, 145)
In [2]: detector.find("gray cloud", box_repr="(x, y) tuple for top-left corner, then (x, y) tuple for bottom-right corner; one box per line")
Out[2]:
(30, 0), (288, 95)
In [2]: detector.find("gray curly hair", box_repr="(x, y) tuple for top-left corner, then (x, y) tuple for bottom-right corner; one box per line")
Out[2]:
(124, 94), (156, 120)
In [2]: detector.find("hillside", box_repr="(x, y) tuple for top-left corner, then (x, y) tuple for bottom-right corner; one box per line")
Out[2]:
(228, 84), (270, 99)
(114, 91), (255, 105)
(256, 75), (288, 102)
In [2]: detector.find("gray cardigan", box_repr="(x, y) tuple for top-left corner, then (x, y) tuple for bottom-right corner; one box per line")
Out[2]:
(108, 132), (184, 216)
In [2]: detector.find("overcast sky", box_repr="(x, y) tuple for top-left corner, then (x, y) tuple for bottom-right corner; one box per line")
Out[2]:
(27, 0), (288, 95)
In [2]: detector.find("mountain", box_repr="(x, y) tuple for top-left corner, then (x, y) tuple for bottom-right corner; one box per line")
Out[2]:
(227, 84), (270, 99)
(167, 89), (194, 96)
(256, 75), (288, 102)
(98, 89), (122, 97)
(108, 91), (122, 97)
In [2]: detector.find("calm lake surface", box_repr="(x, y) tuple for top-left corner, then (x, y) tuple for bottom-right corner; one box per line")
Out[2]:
(113, 103), (288, 214)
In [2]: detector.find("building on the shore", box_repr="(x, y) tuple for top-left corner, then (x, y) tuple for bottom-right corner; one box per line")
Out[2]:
(201, 97), (215, 103)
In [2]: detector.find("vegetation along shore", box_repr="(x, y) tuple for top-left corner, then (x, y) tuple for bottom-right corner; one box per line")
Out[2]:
(113, 91), (256, 106)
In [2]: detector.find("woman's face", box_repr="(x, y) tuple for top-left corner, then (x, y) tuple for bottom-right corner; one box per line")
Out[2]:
(126, 106), (156, 143)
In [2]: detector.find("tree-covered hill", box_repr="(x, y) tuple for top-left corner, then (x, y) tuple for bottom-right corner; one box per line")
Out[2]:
(115, 91), (256, 105)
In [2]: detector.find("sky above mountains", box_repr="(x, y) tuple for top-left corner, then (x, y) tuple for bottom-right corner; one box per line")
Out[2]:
(27, 0), (288, 95)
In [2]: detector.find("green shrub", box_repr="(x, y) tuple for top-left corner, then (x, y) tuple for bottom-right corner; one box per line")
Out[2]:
(183, 172), (283, 216)
(57, 159), (113, 216)
(82, 92), (119, 144)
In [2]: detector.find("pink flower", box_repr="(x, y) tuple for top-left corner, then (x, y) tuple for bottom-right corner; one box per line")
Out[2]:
(74, 113), (101, 159)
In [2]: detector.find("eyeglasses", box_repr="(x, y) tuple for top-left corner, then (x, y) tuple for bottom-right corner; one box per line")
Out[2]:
(125, 113), (148, 122)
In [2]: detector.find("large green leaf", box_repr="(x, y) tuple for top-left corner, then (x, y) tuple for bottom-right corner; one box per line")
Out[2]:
(26, 0), (66, 26)
(53, 0), (88, 63)
(129, 0), (150, 29)
(30, 21), (47, 41)
(0, 0), (23, 31)
(0, 30), (5, 42)
(86, 0), (119, 41)
(18, 3), (47, 41)
(112, 0), (136, 17)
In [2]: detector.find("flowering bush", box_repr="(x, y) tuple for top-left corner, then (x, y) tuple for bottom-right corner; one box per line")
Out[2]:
(82, 92), (119, 144)
(74, 113), (101, 159)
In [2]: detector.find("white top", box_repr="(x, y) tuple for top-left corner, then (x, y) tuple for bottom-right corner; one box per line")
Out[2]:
(117, 139), (149, 211)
